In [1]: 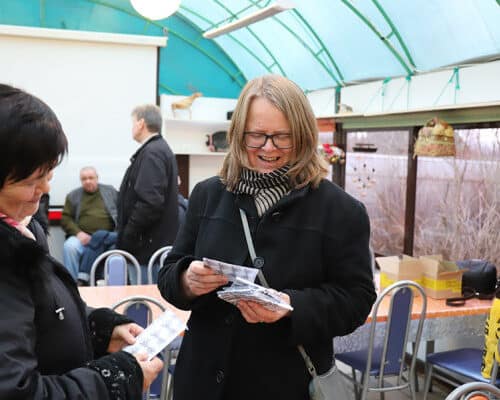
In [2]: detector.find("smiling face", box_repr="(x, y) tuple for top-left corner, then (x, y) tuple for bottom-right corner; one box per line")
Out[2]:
(244, 97), (293, 174)
(0, 168), (53, 222)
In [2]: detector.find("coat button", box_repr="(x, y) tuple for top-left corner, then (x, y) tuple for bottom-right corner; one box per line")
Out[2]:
(216, 370), (224, 383)
(253, 257), (265, 268)
(225, 314), (234, 325)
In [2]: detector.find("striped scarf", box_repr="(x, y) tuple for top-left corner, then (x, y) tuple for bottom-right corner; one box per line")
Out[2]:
(234, 165), (290, 216)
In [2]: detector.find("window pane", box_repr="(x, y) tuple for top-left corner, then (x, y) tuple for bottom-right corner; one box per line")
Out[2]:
(345, 130), (409, 255)
(414, 128), (500, 266)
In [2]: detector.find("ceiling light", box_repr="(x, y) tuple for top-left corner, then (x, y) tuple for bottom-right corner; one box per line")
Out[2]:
(203, 0), (295, 39)
(131, 0), (181, 21)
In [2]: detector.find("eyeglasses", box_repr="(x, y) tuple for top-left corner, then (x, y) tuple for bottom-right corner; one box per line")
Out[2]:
(243, 132), (293, 149)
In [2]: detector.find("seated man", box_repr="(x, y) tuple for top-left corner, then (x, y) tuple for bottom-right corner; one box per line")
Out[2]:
(61, 166), (118, 281)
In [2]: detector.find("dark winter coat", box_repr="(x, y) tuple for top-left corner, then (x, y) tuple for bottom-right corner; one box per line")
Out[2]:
(158, 176), (376, 400)
(117, 135), (179, 265)
(0, 219), (143, 399)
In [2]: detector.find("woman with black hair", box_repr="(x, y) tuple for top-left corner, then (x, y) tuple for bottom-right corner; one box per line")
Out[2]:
(0, 83), (163, 399)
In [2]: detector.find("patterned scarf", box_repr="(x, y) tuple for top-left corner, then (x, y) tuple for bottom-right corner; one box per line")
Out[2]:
(234, 165), (290, 216)
(0, 213), (36, 240)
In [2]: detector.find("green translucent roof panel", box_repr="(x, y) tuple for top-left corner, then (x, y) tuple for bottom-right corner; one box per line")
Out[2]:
(1, 0), (500, 96)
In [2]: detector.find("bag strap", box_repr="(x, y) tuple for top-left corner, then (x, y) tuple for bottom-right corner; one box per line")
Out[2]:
(239, 208), (317, 378)
(239, 208), (269, 288)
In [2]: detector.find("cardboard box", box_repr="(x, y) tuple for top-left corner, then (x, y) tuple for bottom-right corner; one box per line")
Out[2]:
(376, 256), (423, 293)
(376, 254), (463, 299)
(418, 255), (464, 299)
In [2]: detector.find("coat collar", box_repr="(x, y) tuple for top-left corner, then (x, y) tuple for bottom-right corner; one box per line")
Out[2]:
(0, 220), (46, 275)
(130, 134), (161, 162)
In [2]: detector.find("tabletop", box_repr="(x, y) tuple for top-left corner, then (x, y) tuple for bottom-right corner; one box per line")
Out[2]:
(79, 284), (492, 324)
(371, 294), (492, 323)
(79, 284), (190, 323)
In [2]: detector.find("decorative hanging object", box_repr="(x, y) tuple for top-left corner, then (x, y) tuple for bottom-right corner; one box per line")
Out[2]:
(351, 156), (376, 198)
(414, 117), (455, 157)
(318, 143), (345, 165)
(130, 0), (181, 20)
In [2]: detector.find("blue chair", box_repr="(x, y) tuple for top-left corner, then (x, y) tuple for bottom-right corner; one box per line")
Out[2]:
(89, 249), (141, 286)
(112, 295), (170, 400)
(423, 341), (500, 399)
(147, 246), (172, 284)
(445, 381), (500, 400)
(336, 280), (427, 400)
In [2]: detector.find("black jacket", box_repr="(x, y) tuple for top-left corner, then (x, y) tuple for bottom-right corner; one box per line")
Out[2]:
(0, 219), (143, 399)
(117, 135), (179, 265)
(158, 176), (376, 400)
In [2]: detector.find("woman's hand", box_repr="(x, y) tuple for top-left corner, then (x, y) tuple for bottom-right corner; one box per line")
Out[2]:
(107, 323), (143, 353)
(237, 292), (292, 324)
(134, 353), (164, 391)
(181, 260), (228, 299)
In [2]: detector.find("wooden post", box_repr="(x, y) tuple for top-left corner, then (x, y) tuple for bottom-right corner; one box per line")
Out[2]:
(403, 127), (419, 255)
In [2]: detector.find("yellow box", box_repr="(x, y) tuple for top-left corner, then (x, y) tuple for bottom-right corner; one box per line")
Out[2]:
(418, 256), (463, 299)
(376, 255), (463, 299)
(376, 256), (423, 293)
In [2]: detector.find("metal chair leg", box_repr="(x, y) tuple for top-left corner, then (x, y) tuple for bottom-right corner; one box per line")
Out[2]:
(422, 364), (433, 400)
(351, 367), (361, 400)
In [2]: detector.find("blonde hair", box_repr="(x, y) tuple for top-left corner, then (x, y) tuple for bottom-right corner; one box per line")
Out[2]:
(220, 75), (328, 190)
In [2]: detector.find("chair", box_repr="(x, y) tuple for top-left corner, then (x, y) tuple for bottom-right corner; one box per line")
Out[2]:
(445, 381), (500, 400)
(423, 338), (500, 399)
(90, 249), (141, 286)
(336, 280), (427, 400)
(112, 295), (170, 400)
(147, 246), (172, 284)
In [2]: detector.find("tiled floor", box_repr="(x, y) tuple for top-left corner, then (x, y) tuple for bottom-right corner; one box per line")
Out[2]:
(338, 367), (451, 400)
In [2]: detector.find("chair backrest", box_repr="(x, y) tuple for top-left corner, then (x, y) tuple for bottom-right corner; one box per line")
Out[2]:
(105, 254), (127, 286)
(112, 295), (168, 399)
(147, 246), (173, 284)
(445, 382), (500, 400)
(365, 280), (427, 383)
(90, 249), (141, 286)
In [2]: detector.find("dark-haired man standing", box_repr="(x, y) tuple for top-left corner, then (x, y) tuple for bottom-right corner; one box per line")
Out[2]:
(117, 104), (179, 283)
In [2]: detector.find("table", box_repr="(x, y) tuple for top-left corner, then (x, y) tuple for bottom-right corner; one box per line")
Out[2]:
(79, 284), (190, 323)
(335, 295), (492, 353)
(79, 285), (491, 352)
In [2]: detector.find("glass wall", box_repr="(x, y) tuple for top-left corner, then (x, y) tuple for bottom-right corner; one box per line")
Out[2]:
(414, 128), (500, 266)
(345, 130), (409, 255)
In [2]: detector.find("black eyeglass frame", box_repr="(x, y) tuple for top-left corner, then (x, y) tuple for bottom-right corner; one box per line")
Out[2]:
(243, 131), (293, 149)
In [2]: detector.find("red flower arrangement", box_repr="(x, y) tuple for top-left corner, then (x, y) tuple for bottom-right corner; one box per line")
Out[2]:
(318, 143), (345, 165)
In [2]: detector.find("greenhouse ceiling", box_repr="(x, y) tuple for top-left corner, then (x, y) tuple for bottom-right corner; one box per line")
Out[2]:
(1, 0), (500, 98)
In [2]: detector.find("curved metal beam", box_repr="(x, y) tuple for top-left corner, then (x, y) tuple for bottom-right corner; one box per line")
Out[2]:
(289, 10), (344, 86)
(247, 0), (344, 85)
(341, 0), (415, 75)
(179, 6), (275, 76)
(84, 0), (246, 88)
(207, 0), (271, 28)
(371, 0), (416, 68)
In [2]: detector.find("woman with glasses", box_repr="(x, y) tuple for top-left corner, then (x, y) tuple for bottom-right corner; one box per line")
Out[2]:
(0, 84), (163, 399)
(158, 75), (376, 400)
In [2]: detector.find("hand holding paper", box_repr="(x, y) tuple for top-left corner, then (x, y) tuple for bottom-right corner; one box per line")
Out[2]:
(203, 257), (259, 282)
(123, 309), (186, 361)
(218, 277), (293, 312)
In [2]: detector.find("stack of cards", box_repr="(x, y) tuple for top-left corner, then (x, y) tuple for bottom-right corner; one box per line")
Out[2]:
(217, 277), (293, 312)
(123, 308), (186, 361)
(203, 257), (259, 282)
